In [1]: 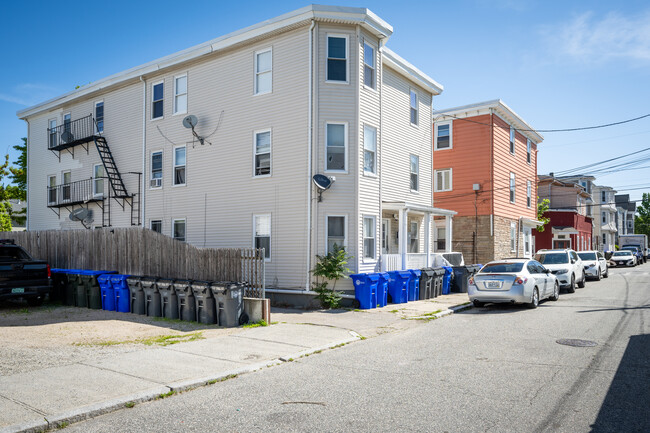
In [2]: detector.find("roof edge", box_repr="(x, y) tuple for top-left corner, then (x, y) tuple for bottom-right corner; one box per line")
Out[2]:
(382, 47), (443, 95)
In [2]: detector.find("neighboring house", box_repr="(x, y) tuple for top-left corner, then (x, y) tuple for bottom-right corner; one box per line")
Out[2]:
(591, 185), (617, 251)
(615, 194), (636, 241)
(535, 176), (593, 251)
(17, 5), (455, 296)
(431, 100), (543, 264)
(8, 199), (26, 231)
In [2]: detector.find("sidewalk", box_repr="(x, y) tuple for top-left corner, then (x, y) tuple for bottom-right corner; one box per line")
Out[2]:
(0, 293), (470, 433)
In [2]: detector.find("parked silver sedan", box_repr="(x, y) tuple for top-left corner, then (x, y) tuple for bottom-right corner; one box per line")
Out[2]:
(468, 259), (559, 309)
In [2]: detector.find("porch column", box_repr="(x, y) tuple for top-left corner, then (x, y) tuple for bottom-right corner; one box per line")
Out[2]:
(445, 215), (452, 252)
(424, 212), (431, 267)
(400, 208), (408, 269)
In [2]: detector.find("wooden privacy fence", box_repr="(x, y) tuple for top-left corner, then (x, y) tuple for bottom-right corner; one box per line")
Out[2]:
(1, 228), (265, 298)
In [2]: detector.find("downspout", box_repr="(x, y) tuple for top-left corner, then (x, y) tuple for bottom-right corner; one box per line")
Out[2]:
(489, 109), (494, 239)
(140, 76), (147, 226)
(355, 25), (361, 273)
(378, 37), (385, 269)
(25, 120), (30, 231)
(305, 19), (315, 291)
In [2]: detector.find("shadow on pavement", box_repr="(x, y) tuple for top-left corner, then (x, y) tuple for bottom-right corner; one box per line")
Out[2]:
(590, 333), (650, 432)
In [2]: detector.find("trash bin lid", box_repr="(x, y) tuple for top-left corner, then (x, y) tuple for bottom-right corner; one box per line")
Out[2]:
(110, 274), (131, 282)
(97, 274), (113, 283)
(388, 270), (412, 278)
(366, 273), (380, 282)
(421, 268), (435, 277)
(409, 269), (422, 277)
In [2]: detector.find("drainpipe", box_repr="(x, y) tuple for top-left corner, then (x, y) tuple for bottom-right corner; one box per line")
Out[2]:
(25, 120), (30, 231)
(378, 37), (385, 269)
(140, 76), (147, 226)
(305, 19), (316, 292)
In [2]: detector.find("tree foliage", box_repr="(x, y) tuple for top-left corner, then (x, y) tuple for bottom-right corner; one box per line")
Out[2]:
(311, 245), (351, 309)
(536, 197), (551, 232)
(634, 193), (650, 237)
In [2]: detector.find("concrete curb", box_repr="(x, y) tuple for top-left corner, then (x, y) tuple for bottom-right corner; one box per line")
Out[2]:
(278, 332), (361, 362)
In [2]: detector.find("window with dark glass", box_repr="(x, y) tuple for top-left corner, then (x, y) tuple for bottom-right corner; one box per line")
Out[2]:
(152, 82), (164, 119)
(327, 36), (347, 82)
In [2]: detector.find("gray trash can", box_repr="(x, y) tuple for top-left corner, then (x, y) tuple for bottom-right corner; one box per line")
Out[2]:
(419, 268), (434, 300)
(432, 267), (445, 298)
(157, 278), (178, 320)
(191, 281), (216, 324)
(127, 276), (145, 315)
(141, 277), (161, 317)
(174, 279), (195, 322)
(211, 282), (247, 327)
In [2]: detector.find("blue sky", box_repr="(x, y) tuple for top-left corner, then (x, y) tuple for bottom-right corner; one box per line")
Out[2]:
(2, 0), (649, 203)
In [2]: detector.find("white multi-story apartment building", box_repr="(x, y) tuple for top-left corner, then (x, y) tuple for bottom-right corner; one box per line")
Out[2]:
(18, 5), (455, 294)
(592, 185), (617, 251)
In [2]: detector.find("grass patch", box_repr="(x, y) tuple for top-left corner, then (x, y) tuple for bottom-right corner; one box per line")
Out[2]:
(207, 374), (238, 385)
(330, 343), (347, 349)
(56, 421), (69, 429)
(74, 332), (204, 347)
(157, 390), (176, 399)
(389, 309), (400, 314)
(242, 319), (268, 328)
(124, 401), (135, 408)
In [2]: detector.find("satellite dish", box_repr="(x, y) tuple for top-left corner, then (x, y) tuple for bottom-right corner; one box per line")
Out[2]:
(69, 208), (90, 221)
(312, 174), (334, 202)
(182, 115), (198, 129)
(61, 130), (74, 143)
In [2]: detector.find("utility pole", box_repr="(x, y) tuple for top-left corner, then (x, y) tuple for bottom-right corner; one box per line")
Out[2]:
(473, 184), (480, 264)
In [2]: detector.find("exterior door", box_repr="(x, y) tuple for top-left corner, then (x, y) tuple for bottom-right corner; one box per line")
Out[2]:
(553, 239), (570, 249)
(381, 218), (390, 254)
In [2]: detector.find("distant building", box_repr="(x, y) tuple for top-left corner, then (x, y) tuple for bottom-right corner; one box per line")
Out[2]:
(591, 185), (617, 251)
(615, 194), (636, 242)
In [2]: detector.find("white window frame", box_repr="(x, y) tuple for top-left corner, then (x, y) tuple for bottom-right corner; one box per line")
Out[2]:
(253, 214), (272, 261)
(381, 218), (391, 254)
(150, 219), (162, 233)
(434, 121), (452, 150)
(150, 150), (163, 189)
(47, 174), (57, 205)
(326, 214), (348, 254)
(254, 47), (273, 95)
(434, 168), (452, 192)
(95, 101), (104, 133)
(363, 124), (377, 176)
(410, 89), (419, 126)
(510, 172), (516, 204)
(410, 154), (419, 192)
(253, 129), (272, 178)
(362, 215), (376, 261)
(61, 170), (71, 202)
(172, 145), (186, 186)
(172, 218), (186, 242)
(510, 126), (515, 155)
(526, 139), (531, 164)
(93, 163), (104, 198)
(363, 41), (376, 90)
(325, 122), (348, 173)
(326, 34), (349, 84)
(510, 222), (516, 252)
(63, 112), (71, 130)
(408, 221), (419, 253)
(151, 80), (164, 120)
(48, 118), (57, 148)
(173, 74), (188, 115)
(527, 180), (532, 208)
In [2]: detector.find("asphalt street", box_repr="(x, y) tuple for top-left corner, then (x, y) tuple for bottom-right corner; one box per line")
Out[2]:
(65, 264), (649, 432)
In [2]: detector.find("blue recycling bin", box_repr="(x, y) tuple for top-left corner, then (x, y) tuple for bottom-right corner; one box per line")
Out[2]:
(408, 269), (421, 301)
(350, 273), (379, 309)
(98, 274), (115, 311)
(387, 270), (410, 304)
(442, 266), (453, 295)
(377, 273), (389, 307)
(110, 275), (131, 313)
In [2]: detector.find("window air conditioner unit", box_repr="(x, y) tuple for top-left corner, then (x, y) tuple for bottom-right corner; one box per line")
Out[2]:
(150, 178), (162, 188)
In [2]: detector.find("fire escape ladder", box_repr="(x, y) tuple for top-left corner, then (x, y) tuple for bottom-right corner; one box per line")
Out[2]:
(93, 137), (129, 199)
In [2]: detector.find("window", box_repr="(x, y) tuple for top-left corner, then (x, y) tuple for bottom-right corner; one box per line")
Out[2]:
(48, 175), (57, 205)
(327, 216), (346, 254)
(48, 119), (57, 148)
(410, 155), (419, 191)
(363, 125), (376, 175)
(527, 180), (532, 208)
(254, 130), (271, 176)
(152, 82), (164, 119)
(326, 123), (346, 171)
(95, 101), (104, 133)
(601, 191), (606, 203)
(173, 75), (187, 115)
(408, 221), (419, 253)
(62, 171), (71, 201)
(510, 126), (515, 154)
(436, 226), (446, 251)
(510, 222), (516, 252)
(435, 123), (451, 150)
(150, 151), (162, 188)
(510, 172), (516, 203)
(254, 214), (271, 259)
(173, 146), (186, 185)
(627, 220), (632, 229)
(172, 219), (186, 242)
(434, 169), (452, 192)
(93, 164), (104, 197)
(526, 139), (531, 163)
(254, 48), (272, 94)
(327, 35), (347, 82)
(602, 212), (607, 224)
(363, 42), (375, 88)
(63, 113), (71, 132)
(602, 234), (606, 245)
(363, 216), (376, 260)
(150, 220), (162, 233)
(410, 90), (418, 125)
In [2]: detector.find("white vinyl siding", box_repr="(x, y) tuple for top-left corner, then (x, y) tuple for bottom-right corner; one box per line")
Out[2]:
(326, 35), (348, 83)
(173, 218), (186, 241)
(253, 214), (271, 260)
(254, 130), (271, 177)
(434, 168), (452, 192)
(152, 81), (164, 119)
(362, 216), (376, 260)
(363, 125), (376, 175)
(173, 74), (188, 115)
(173, 146), (186, 186)
(325, 122), (347, 172)
(254, 48), (272, 95)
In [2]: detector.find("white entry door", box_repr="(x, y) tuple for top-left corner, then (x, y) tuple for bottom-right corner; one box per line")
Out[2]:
(382, 218), (390, 254)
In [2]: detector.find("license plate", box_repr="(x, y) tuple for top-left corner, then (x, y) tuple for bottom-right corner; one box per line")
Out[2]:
(11, 288), (24, 294)
(618, 261), (625, 265)
(486, 281), (502, 289)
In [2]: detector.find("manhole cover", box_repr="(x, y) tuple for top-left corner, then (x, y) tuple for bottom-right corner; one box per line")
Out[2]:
(556, 339), (598, 347)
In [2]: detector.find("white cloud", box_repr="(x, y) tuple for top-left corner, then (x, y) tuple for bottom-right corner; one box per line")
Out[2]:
(0, 83), (60, 106)
(544, 10), (650, 63)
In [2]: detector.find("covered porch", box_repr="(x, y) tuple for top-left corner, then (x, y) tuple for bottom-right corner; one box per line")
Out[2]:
(380, 201), (456, 272)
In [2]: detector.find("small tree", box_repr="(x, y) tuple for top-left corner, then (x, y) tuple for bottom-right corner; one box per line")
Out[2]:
(311, 245), (351, 309)
(7, 138), (27, 226)
(536, 197), (550, 232)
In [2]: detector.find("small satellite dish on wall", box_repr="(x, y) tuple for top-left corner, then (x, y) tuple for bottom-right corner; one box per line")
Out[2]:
(182, 115), (198, 129)
(69, 208), (90, 221)
(61, 130), (74, 143)
(312, 174), (334, 202)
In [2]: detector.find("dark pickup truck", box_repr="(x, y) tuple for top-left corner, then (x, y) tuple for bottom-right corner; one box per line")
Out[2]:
(0, 239), (51, 306)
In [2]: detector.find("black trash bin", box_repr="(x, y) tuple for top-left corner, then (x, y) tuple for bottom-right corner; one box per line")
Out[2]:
(211, 282), (247, 327)
(419, 268), (435, 300)
(174, 280), (195, 322)
(190, 281), (216, 324)
(141, 277), (161, 317)
(157, 278), (178, 320)
(451, 266), (471, 293)
(50, 269), (67, 303)
(126, 276), (145, 315)
(432, 267), (445, 298)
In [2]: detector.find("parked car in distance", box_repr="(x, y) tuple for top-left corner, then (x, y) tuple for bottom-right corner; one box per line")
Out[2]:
(610, 250), (637, 267)
(0, 239), (51, 306)
(620, 246), (645, 264)
(468, 259), (559, 309)
(534, 249), (586, 293)
(578, 251), (609, 280)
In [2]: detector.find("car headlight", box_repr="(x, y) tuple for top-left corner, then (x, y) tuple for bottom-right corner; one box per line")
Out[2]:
(555, 269), (568, 275)
(588, 264), (595, 268)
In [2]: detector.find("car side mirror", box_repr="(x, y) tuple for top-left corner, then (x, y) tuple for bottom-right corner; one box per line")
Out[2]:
(571, 259), (576, 264)
(545, 269), (550, 274)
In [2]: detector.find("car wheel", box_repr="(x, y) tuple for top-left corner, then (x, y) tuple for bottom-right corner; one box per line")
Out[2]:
(26, 297), (43, 307)
(567, 274), (576, 293)
(603, 267), (609, 278)
(550, 282), (560, 301)
(527, 288), (539, 309)
(596, 269), (602, 281)
(577, 272), (586, 288)
(472, 300), (485, 308)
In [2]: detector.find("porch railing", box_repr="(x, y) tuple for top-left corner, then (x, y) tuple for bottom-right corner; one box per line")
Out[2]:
(381, 253), (429, 272)
(48, 114), (97, 151)
(47, 178), (105, 208)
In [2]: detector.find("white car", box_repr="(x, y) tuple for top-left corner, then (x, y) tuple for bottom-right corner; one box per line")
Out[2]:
(578, 251), (609, 280)
(534, 249), (586, 293)
(610, 250), (637, 267)
(468, 259), (559, 309)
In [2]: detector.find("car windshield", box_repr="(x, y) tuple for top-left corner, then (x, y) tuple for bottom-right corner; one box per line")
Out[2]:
(578, 252), (597, 261)
(479, 263), (523, 273)
(612, 251), (631, 257)
(621, 247), (638, 251)
(0, 247), (31, 261)
(535, 253), (568, 264)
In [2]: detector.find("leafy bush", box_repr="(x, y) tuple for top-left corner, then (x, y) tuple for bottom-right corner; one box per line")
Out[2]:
(311, 245), (351, 309)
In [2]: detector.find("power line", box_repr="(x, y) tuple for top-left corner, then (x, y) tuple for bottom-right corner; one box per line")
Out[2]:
(552, 147), (650, 175)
